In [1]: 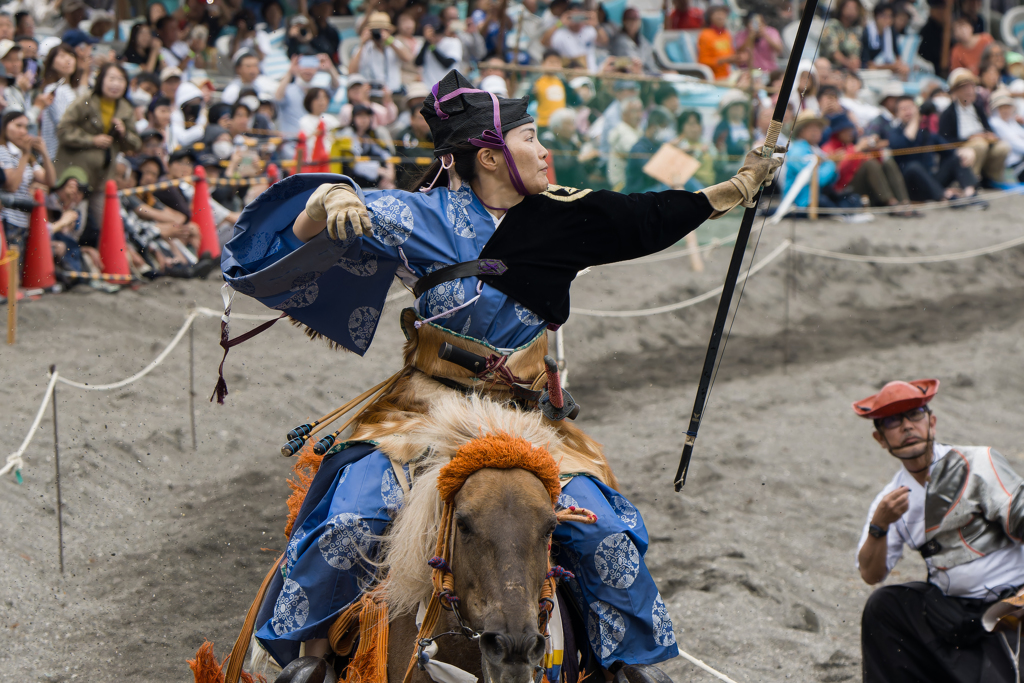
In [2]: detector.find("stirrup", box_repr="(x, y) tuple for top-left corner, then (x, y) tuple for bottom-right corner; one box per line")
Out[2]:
(274, 656), (338, 683)
(612, 663), (675, 683)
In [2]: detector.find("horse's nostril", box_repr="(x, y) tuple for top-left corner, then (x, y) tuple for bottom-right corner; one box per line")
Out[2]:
(479, 631), (507, 663)
(524, 633), (546, 662)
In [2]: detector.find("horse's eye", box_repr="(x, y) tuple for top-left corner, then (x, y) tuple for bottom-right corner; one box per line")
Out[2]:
(456, 517), (472, 536)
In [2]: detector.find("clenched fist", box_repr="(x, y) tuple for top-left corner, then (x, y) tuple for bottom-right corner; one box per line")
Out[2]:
(305, 183), (374, 241)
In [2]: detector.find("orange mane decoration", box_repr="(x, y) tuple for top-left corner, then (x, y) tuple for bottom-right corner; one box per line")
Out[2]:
(436, 432), (561, 505)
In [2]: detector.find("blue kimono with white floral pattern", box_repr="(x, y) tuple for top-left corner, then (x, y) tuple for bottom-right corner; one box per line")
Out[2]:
(223, 174), (678, 670)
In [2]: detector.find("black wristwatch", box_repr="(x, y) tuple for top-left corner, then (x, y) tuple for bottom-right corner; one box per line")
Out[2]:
(868, 523), (889, 539)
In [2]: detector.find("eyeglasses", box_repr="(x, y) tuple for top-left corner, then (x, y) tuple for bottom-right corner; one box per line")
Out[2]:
(875, 407), (930, 430)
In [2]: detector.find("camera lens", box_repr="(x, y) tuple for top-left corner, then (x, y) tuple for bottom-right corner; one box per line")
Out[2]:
(371, 29), (382, 40)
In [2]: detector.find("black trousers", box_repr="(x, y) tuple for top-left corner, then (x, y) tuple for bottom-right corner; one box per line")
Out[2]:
(862, 583), (1017, 683)
(901, 156), (981, 202)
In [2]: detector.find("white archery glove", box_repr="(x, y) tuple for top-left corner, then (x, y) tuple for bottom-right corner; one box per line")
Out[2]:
(701, 146), (786, 219)
(305, 182), (374, 241)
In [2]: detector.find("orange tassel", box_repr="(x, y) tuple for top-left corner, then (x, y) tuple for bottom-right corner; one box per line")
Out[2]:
(187, 640), (266, 683)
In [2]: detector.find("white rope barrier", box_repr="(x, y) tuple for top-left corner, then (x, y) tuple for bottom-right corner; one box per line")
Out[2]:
(0, 371), (59, 478)
(790, 233), (1024, 263)
(573, 240), (792, 318)
(677, 648), (741, 683)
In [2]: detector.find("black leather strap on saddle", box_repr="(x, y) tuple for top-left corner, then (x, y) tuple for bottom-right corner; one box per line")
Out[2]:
(411, 259), (507, 298)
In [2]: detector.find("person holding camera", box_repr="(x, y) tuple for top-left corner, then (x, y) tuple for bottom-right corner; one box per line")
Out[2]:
(275, 52), (340, 136)
(349, 12), (410, 94)
(417, 16), (465, 86)
(543, 1), (608, 72)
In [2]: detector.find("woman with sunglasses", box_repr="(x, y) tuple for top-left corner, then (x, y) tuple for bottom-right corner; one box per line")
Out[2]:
(853, 378), (1024, 682)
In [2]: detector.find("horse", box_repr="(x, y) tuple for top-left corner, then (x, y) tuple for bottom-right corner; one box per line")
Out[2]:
(266, 394), (606, 683)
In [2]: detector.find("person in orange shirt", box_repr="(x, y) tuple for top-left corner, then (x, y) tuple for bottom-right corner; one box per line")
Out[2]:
(950, 17), (994, 75)
(698, 5), (737, 80)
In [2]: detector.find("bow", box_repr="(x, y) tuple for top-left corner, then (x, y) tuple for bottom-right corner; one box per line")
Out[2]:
(674, 0), (821, 491)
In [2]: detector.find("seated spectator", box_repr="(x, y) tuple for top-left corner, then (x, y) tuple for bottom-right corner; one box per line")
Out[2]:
(18, 35), (38, 77)
(949, 17), (993, 76)
(57, 63), (141, 245)
(133, 72), (161, 100)
(610, 8), (659, 75)
(544, 1), (607, 72)
(121, 22), (162, 73)
(261, 0), (285, 32)
(624, 108), (674, 193)
(569, 76), (598, 136)
(155, 16), (189, 69)
(865, 81), (903, 141)
(987, 89), (1024, 182)
(299, 87), (340, 158)
(734, 12), (782, 72)
(188, 25), (217, 72)
(541, 107), (594, 188)
(697, 6), (736, 81)
(1, 40), (40, 118)
(227, 10), (270, 62)
(140, 129), (166, 159)
(840, 71), (881, 129)
(285, 15), (317, 58)
(337, 75), (397, 129)
(785, 110), (862, 210)
(821, 113), (913, 212)
(713, 90), (752, 182)
(890, 94), (980, 201)
(418, 17), (466, 88)
(862, 3), (909, 79)
(221, 51), (277, 105)
(47, 166), (89, 284)
(607, 97), (643, 190)
(338, 104), (395, 189)
(817, 85), (846, 139)
(395, 12), (424, 86)
(533, 51), (569, 130)
(478, 57), (511, 96)
(0, 110), (54, 250)
(125, 155), (213, 278)
(678, 109), (715, 187)
(820, 0), (863, 72)
(652, 86), (682, 137)
(979, 42), (1011, 86)
(14, 10), (32, 38)
(940, 68), (1010, 186)
(157, 66), (181, 101)
(351, 12), (411, 94)
(169, 82), (207, 150)
(142, 96), (171, 143)
(960, 0), (986, 34)
(669, 0), (705, 29)
(977, 61), (1003, 113)
(165, 146), (241, 246)
(236, 88), (275, 133)
(396, 94), (434, 188)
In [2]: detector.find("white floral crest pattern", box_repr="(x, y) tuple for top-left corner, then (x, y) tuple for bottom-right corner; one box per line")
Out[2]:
(317, 512), (374, 569)
(336, 252), (379, 277)
(652, 593), (676, 646)
(557, 492), (579, 510)
(272, 578), (310, 636)
(446, 185), (476, 238)
(368, 195), (414, 245)
(609, 495), (639, 529)
(460, 316), (472, 336)
(423, 262), (465, 317)
(514, 302), (543, 326)
(593, 532), (640, 589)
(381, 468), (404, 515)
(272, 272), (321, 310)
(285, 526), (309, 574)
(348, 306), (380, 350)
(587, 600), (626, 660)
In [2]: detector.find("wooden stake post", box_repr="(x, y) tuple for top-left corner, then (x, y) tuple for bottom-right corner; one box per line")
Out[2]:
(5, 247), (17, 345)
(809, 157), (820, 220)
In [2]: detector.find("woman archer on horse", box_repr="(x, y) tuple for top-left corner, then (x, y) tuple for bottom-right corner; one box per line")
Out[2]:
(218, 69), (782, 683)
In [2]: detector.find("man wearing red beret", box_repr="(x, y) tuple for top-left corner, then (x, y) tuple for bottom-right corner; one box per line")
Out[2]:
(854, 379), (1024, 681)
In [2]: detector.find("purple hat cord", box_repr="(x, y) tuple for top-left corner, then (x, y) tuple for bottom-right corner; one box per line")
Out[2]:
(428, 83), (530, 196)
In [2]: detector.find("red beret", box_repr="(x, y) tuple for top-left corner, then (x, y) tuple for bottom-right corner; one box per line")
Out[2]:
(852, 379), (939, 420)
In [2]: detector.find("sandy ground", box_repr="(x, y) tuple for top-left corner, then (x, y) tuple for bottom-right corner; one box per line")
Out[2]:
(3, 197), (1024, 682)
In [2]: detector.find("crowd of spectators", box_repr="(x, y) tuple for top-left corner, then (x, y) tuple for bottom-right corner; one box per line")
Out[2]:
(6, 0), (1024, 296)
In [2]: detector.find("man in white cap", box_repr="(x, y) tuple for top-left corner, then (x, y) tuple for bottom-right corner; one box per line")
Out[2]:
(221, 50), (278, 105)
(940, 67), (1011, 186)
(337, 74), (397, 129)
(987, 89), (1024, 182)
(854, 379), (1024, 682)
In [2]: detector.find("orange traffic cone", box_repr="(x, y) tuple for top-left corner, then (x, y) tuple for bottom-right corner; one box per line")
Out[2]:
(21, 189), (56, 289)
(98, 180), (131, 278)
(192, 165), (220, 260)
(266, 163), (280, 185)
(295, 131), (307, 174)
(311, 120), (330, 173)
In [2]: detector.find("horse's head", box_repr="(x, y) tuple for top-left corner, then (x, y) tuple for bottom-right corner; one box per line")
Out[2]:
(452, 466), (556, 683)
